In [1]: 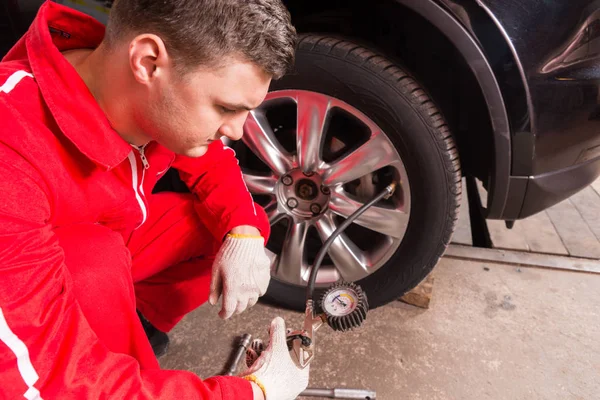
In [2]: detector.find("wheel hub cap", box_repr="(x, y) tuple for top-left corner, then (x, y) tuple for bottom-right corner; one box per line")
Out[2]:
(277, 169), (330, 219)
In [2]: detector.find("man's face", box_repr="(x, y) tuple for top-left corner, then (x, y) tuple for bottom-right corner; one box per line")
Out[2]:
(135, 58), (271, 157)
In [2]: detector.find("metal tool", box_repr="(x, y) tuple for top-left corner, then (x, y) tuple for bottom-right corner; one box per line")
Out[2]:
(227, 341), (377, 399)
(224, 333), (252, 376)
(301, 388), (377, 399)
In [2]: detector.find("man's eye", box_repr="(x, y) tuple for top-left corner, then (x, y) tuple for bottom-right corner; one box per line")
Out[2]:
(220, 106), (236, 114)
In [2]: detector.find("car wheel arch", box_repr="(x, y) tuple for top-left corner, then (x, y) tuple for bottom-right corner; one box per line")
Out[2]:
(284, 0), (515, 218)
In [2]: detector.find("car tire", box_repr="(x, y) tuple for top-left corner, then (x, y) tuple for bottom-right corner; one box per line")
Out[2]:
(255, 34), (462, 310)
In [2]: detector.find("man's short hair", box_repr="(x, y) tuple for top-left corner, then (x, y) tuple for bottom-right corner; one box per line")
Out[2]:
(105, 0), (297, 79)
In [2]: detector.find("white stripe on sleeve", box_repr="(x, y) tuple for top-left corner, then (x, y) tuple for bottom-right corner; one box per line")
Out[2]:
(0, 70), (34, 94)
(0, 307), (43, 399)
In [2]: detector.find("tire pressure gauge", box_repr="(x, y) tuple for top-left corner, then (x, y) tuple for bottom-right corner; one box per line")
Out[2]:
(320, 282), (369, 332)
(285, 184), (394, 377)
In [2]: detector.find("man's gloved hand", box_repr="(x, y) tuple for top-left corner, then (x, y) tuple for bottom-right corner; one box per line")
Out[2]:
(209, 230), (271, 319)
(242, 317), (310, 400)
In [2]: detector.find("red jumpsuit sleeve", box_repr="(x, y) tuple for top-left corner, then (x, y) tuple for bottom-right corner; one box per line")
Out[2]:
(0, 160), (253, 400)
(172, 141), (269, 241)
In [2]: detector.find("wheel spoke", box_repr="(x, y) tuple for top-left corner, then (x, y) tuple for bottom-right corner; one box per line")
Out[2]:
(264, 198), (286, 225)
(274, 220), (310, 285)
(330, 190), (409, 239)
(296, 92), (331, 173)
(322, 132), (397, 186)
(243, 173), (277, 195)
(315, 212), (369, 282)
(243, 111), (294, 175)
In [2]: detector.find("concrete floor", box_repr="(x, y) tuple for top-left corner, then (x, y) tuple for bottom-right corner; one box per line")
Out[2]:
(160, 258), (600, 399)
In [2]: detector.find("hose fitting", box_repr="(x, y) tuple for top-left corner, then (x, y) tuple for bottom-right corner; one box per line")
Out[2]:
(383, 182), (398, 200)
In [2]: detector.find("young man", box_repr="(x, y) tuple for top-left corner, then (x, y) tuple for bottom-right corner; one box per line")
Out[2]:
(0, 1), (308, 399)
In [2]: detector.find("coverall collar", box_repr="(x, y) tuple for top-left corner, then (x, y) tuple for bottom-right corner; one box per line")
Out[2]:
(25, 1), (132, 170)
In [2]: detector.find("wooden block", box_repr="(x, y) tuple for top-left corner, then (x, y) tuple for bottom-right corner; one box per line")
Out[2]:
(520, 211), (569, 255)
(546, 199), (600, 259)
(400, 273), (434, 309)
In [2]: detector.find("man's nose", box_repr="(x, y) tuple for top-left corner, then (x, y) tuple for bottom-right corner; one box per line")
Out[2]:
(231, 122), (244, 141)
(219, 125), (243, 142)
(220, 115), (247, 142)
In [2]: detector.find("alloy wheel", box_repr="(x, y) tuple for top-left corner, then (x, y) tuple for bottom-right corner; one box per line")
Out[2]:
(238, 90), (411, 287)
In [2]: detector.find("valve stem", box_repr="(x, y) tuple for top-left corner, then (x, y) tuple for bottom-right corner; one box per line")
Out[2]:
(383, 182), (398, 199)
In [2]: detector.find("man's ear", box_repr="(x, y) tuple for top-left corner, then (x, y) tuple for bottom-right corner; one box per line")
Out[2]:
(129, 34), (170, 85)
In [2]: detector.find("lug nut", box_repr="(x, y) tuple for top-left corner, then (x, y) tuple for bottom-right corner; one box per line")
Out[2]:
(310, 204), (322, 214)
(321, 186), (331, 195)
(282, 175), (293, 186)
(287, 198), (299, 209)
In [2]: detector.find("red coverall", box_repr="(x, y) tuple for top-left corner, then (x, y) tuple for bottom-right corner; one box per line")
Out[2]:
(0, 2), (270, 399)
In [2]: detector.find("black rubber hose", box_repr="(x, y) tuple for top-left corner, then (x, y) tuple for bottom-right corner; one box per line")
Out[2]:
(306, 183), (396, 302)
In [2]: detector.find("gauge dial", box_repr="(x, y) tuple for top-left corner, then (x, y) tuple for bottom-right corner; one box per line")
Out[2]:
(323, 288), (358, 317)
(320, 282), (369, 332)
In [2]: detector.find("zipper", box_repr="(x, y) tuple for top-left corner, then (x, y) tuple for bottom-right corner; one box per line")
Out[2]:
(138, 144), (150, 170)
(128, 144), (150, 228)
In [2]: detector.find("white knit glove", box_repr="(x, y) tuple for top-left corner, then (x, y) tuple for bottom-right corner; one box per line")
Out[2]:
(242, 317), (310, 400)
(209, 234), (271, 319)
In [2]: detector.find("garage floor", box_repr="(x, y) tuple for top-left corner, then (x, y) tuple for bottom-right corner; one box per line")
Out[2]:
(454, 179), (600, 260)
(159, 257), (600, 399)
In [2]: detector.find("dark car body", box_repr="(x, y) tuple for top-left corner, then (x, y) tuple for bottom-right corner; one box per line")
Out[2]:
(440, 0), (600, 219)
(4, 0), (600, 221)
